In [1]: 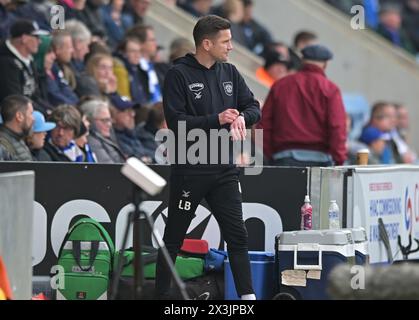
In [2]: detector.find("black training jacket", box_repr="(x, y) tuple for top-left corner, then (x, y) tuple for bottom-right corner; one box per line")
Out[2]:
(163, 54), (261, 175)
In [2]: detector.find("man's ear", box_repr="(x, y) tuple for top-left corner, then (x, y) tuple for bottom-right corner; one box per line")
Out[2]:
(202, 39), (212, 52)
(16, 111), (24, 123)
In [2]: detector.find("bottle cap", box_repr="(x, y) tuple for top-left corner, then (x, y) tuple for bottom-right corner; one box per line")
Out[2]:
(304, 195), (310, 202)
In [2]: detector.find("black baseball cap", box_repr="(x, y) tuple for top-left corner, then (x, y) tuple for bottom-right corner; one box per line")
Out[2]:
(10, 19), (50, 39)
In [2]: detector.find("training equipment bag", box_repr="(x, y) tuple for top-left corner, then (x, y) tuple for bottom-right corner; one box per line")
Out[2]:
(56, 218), (115, 300)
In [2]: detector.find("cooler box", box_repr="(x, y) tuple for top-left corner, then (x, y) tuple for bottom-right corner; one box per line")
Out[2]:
(224, 251), (275, 300)
(347, 228), (369, 265)
(275, 230), (355, 300)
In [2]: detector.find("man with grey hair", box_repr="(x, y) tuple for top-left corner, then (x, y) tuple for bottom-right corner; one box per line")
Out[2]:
(65, 19), (92, 73)
(0, 94), (34, 161)
(50, 30), (79, 106)
(79, 98), (125, 163)
(61, 20), (100, 97)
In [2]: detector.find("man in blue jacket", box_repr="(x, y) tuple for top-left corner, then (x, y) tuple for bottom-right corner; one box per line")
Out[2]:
(155, 15), (261, 300)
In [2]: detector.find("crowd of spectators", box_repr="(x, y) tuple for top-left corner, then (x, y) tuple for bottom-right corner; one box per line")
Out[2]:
(324, 0), (419, 57)
(0, 0), (417, 167)
(0, 0), (182, 164)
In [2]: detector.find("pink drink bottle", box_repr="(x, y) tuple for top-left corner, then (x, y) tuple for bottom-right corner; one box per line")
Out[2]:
(301, 195), (313, 230)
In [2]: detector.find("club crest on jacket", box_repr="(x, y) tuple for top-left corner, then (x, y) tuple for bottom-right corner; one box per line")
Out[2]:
(223, 82), (233, 96)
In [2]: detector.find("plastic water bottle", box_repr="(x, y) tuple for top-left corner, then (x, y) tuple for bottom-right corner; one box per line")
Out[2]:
(328, 200), (340, 230)
(301, 195), (312, 230)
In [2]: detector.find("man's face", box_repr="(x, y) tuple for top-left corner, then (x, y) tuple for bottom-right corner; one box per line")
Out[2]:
(113, 108), (136, 130)
(373, 105), (397, 132)
(51, 121), (75, 148)
(142, 29), (158, 60)
(125, 40), (142, 65)
(94, 108), (113, 138)
(268, 63), (288, 81)
(55, 35), (74, 64)
(22, 34), (41, 55)
(380, 11), (402, 30)
(21, 102), (34, 137)
(207, 29), (233, 62)
(73, 39), (90, 61)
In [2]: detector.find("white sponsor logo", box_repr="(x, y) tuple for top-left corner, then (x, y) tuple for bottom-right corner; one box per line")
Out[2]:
(189, 83), (205, 100)
(154, 121), (264, 175)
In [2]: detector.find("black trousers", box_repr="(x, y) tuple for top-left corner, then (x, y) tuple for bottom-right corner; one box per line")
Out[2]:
(155, 168), (254, 298)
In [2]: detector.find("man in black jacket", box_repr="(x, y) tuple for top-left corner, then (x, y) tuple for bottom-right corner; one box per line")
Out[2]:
(0, 19), (51, 113)
(155, 15), (260, 300)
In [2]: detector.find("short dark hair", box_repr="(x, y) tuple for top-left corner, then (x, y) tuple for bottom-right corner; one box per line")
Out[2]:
(0, 95), (31, 123)
(193, 15), (231, 47)
(293, 31), (317, 48)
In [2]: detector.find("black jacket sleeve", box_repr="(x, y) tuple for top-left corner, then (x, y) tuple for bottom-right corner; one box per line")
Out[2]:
(234, 66), (261, 126)
(0, 57), (23, 99)
(163, 69), (221, 131)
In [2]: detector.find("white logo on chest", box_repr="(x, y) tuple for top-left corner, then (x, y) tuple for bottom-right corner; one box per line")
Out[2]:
(189, 83), (204, 100)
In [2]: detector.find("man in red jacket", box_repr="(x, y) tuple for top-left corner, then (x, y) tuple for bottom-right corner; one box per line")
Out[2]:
(258, 44), (347, 167)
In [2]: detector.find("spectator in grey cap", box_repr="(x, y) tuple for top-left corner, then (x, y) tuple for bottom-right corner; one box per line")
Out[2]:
(259, 44), (347, 167)
(301, 44), (333, 63)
